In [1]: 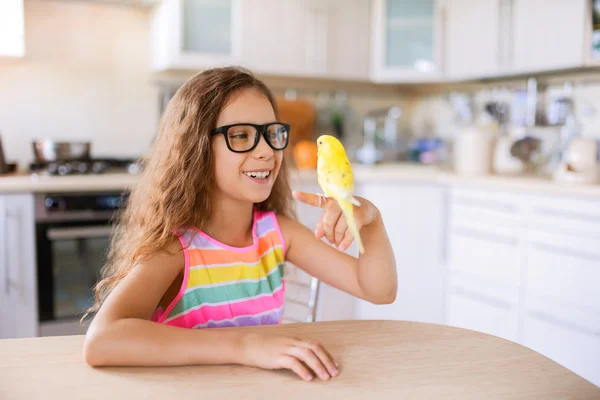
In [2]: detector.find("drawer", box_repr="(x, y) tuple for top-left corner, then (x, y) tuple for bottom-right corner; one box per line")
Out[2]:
(526, 231), (600, 311)
(446, 281), (518, 342)
(450, 187), (524, 225)
(528, 194), (600, 235)
(523, 295), (600, 386)
(448, 224), (521, 287)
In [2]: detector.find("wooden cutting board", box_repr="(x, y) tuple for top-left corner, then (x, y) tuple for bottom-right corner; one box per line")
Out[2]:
(276, 98), (317, 153)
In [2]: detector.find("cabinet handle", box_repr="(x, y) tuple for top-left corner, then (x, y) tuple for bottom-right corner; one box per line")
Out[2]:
(4, 207), (21, 297)
(528, 310), (600, 339)
(532, 207), (600, 225)
(452, 226), (517, 246)
(452, 285), (513, 311)
(530, 242), (600, 263)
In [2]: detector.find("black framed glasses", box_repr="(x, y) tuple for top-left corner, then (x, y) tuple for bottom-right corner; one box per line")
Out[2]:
(211, 122), (290, 153)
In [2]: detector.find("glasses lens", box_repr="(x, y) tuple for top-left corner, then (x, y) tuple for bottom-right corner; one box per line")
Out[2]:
(266, 124), (289, 149)
(226, 125), (258, 152)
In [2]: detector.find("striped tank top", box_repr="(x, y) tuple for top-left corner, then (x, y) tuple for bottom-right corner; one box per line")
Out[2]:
(151, 209), (286, 329)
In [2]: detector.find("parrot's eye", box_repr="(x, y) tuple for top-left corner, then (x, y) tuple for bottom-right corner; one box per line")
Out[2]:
(318, 140), (322, 145)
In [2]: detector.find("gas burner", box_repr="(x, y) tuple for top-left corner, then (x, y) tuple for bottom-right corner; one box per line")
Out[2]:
(30, 158), (143, 176)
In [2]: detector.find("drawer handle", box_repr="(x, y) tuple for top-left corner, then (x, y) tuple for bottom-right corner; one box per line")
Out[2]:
(530, 242), (600, 263)
(453, 197), (518, 214)
(528, 310), (600, 339)
(533, 207), (600, 224)
(452, 286), (513, 311)
(452, 226), (517, 246)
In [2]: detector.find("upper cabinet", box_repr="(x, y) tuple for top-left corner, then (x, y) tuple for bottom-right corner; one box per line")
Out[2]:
(444, 0), (588, 79)
(370, 0), (444, 82)
(151, 0), (591, 82)
(0, 0), (25, 58)
(444, 0), (502, 79)
(509, 0), (587, 73)
(151, 0), (241, 71)
(153, 0), (371, 81)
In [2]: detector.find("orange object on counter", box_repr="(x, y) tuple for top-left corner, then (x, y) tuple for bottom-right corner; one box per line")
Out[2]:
(276, 97), (316, 152)
(293, 140), (318, 170)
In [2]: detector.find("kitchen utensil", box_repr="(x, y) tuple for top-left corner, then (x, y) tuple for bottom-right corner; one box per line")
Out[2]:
(0, 133), (7, 174)
(32, 140), (91, 162)
(510, 136), (542, 164)
(554, 138), (599, 184)
(454, 125), (495, 176)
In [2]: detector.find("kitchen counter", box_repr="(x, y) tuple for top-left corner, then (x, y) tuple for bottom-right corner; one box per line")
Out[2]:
(1, 164), (599, 198)
(1, 320), (597, 399)
(292, 163), (600, 198)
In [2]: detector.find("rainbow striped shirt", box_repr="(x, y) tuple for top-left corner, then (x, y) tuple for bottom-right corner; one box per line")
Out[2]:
(151, 209), (286, 329)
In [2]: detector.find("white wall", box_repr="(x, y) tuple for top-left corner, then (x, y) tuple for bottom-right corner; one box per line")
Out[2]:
(0, 0), (158, 169)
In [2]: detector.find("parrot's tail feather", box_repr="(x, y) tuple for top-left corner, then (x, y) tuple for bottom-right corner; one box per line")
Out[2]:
(340, 200), (365, 254)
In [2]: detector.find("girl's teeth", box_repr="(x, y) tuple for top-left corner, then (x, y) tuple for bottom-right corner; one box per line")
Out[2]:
(244, 171), (270, 179)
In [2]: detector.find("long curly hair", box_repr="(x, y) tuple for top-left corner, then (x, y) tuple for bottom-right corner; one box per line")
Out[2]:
(85, 67), (295, 319)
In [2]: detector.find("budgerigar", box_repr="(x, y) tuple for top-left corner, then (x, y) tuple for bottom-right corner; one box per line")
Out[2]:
(316, 135), (364, 254)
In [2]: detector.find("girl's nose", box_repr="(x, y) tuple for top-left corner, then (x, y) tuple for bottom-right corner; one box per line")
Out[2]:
(252, 133), (274, 159)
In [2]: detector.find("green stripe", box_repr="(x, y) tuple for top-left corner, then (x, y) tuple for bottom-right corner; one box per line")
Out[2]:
(167, 263), (284, 318)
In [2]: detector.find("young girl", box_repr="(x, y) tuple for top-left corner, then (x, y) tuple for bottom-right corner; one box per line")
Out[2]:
(83, 66), (397, 382)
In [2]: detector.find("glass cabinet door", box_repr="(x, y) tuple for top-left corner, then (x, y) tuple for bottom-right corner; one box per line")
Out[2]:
(181, 0), (233, 56)
(385, 0), (436, 71)
(371, 0), (442, 82)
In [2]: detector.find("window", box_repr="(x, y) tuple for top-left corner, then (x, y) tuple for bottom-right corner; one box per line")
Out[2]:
(0, 0), (25, 57)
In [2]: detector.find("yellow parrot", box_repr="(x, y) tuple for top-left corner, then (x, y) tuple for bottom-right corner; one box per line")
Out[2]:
(316, 135), (364, 254)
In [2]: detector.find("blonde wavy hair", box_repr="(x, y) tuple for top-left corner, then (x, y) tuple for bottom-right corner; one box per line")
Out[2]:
(85, 67), (295, 319)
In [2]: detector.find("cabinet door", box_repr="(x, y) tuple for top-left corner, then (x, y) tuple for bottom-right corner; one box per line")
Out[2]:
(151, 0), (241, 71)
(523, 294), (600, 386)
(0, 0), (24, 57)
(371, 0), (444, 82)
(446, 276), (519, 342)
(0, 194), (37, 339)
(326, 0), (371, 80)
(241, 0), (327, 77)
(510, 0), (586, 73)
(444, 0), (501, 79)
(353, 184), (446, 324)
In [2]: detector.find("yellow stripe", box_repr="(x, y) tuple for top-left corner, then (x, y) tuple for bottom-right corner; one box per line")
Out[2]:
(186, 247), (284, 287)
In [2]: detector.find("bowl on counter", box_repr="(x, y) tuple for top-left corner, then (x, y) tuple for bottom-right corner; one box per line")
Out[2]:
(32, 140), (91, 162)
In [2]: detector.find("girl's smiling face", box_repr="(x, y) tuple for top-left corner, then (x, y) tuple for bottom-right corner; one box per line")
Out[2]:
(211, 88), (283, 205)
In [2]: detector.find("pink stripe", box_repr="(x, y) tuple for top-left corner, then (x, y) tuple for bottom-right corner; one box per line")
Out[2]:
(165, 285), (285, 328)
(156, 234), (190, 323)
(271, 212), (287, 258)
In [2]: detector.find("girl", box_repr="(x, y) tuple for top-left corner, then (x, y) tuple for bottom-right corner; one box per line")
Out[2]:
(83, 67), (397, 382)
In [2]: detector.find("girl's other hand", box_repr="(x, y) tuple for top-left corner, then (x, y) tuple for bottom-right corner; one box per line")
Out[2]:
(239, 333), (339, 381)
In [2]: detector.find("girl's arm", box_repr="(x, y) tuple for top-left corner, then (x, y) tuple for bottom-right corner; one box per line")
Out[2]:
(279, 192), (397, 305)
(83, 239), (338, 381)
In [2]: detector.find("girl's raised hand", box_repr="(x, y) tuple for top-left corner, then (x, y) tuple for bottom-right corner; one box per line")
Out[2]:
(292, 191), (378, 252)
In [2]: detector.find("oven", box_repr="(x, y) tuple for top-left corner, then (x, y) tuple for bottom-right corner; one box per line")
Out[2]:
(34, 192), (127, 336)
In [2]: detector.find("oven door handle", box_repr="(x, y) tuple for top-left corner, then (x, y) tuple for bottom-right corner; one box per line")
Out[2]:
(46, 226), (113, 240)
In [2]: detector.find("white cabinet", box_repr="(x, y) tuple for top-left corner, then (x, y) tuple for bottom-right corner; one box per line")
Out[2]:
(371, 0), (445, 82)
(509, 0), (587, 73)
(240, 0), (327, 77)
(0, 0), (25, 58)
(151, 0), (241, 71)
(353, 183), (446, 324)
(444, 0), (502, 79)
(0, 194), (37, 339)
(241, 0), (370, 80)
(445, 187), (600, 385)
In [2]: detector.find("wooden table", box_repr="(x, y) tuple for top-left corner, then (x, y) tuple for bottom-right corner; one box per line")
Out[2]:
(1, 320), (598, 399)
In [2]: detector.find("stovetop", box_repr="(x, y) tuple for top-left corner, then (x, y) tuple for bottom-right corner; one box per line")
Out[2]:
(30, 158), (143, 176)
